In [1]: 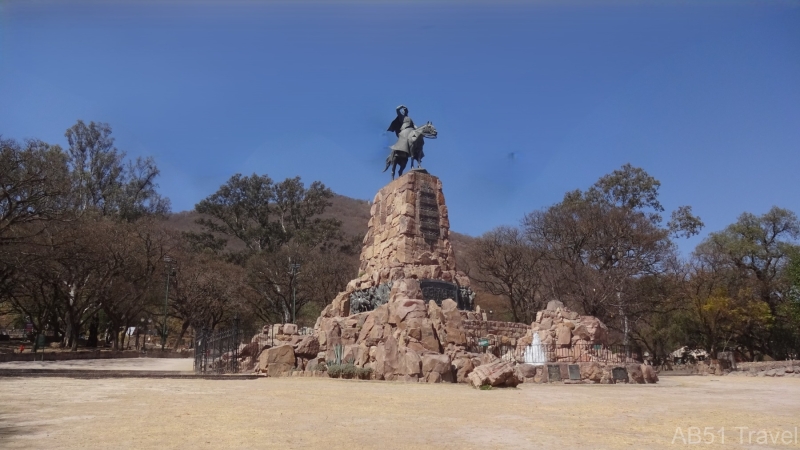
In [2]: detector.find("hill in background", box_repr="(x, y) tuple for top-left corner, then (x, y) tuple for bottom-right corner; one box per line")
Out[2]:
(165, 193), (511, 319)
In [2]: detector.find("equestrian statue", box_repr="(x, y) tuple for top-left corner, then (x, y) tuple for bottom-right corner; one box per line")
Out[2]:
(383, 105), (437, 179)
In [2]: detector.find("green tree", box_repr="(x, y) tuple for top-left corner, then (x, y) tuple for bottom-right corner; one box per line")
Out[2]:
(65, 120), (169, 220)
(191, 173), (355, 325)
(690, 207), (799, 359)
(193, 174), (339, 254)
(522, 164), (702, 345)
(701, 207), (799, 314)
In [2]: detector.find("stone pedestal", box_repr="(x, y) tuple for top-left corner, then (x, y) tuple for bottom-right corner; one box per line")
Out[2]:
(324, 171), (471, 318)
(359, 171), (462, 285)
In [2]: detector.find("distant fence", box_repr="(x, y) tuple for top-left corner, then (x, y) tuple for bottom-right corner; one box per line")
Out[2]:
(0, 329), (57, 340)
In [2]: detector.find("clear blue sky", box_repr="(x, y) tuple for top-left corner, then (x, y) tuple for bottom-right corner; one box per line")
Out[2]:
(2, 1), (798, 255)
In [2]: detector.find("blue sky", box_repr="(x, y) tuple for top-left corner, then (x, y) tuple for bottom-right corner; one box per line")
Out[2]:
(1, 1), (798, 255)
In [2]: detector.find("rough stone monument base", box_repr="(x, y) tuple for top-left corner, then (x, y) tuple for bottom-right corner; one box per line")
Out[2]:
(250, 172), (656, 385)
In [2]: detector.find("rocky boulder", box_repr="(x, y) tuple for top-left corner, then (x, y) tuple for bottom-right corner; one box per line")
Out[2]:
(580, 362), (604, 383)
(257, 344), (296, 377)
(514, 363), (539, 379)
(546, 300), (564, 311)
(556, 323), (572, 347)
(626, 364), (645, 384)
(422, 353), (453, 383)
(452, 355), (475, 383)
(389, 299), (427, 326)
(468, 359), (522, 388)
(389, 279), (423, 302)
(239, 341), (261, 359)
(293, 335), (320, 357)
(576, 316), (608, 344)
(641, 364), (659, 383)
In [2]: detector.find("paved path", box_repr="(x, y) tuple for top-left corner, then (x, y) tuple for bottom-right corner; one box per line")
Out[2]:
(0, 358), (193, 372)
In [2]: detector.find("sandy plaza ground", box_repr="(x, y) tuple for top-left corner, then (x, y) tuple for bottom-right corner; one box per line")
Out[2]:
(1, 367), (799, 450)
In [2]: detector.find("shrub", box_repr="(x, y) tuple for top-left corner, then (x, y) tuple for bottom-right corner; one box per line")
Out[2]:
(327, 365), (342, 378)
(341, 363), (357, 379)
(356, 366), (373, 380)
(326, 363), (365, 379)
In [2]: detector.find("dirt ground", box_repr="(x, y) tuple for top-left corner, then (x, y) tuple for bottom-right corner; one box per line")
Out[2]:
(1, 374), (798, 449)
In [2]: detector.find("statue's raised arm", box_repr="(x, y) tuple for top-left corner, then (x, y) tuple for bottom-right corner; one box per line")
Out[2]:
(387, 105), (413, 137)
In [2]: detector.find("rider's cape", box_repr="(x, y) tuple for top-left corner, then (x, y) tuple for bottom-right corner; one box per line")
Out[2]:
(387, 116), (403, 136)
(388, 115), (415, 137)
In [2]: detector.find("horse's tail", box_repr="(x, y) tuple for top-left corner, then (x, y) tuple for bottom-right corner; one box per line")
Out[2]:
(382, 152), (393, 172)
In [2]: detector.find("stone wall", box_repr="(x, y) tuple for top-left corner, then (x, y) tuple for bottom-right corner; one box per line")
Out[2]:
(462, 317), (530, 345)
(515, 361), (658, 384)
(697, 360), (800, 377)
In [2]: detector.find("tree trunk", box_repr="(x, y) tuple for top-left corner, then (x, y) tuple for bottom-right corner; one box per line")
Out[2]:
(87, 316), (99, 348)
(61, 319), (71, 349)
(110, 319), (120, 350)
(70, 323), (79, 351)
(173, 320), (191, 351)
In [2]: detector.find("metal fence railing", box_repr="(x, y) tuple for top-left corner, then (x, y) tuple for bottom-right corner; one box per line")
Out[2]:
(465, 337), (641, 364)
(194, 319), (242, 374)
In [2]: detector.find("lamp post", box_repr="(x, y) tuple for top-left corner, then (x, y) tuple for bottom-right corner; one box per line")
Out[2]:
(161, 256), (176, 351)
(137, 317), (144, 352)
(288, 261), (301, 324)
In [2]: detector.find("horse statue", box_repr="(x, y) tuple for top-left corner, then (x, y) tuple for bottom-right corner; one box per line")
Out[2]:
(382, 121), (438, 179)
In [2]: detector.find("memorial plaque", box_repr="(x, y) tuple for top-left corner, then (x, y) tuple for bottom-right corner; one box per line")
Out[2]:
(420, 279), (458, 306)
(568, 364), (581, 380)
(417, 182), (440, 245)
(559, 364), (570, 380)
(547, 364), (562, 382)
(612, 367), (628, 382)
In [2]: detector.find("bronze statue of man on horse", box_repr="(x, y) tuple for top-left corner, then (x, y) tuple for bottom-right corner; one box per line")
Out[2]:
(383, 105), (437, 179)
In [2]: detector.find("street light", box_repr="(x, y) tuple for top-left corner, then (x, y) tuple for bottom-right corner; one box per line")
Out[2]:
(162, 255), (176, 351)
(288, 260), (301, 324)
(138, 317), (144, 352)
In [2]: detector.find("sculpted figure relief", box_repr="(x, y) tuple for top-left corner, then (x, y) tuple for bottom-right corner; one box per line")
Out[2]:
(383, 105), (437, 179)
